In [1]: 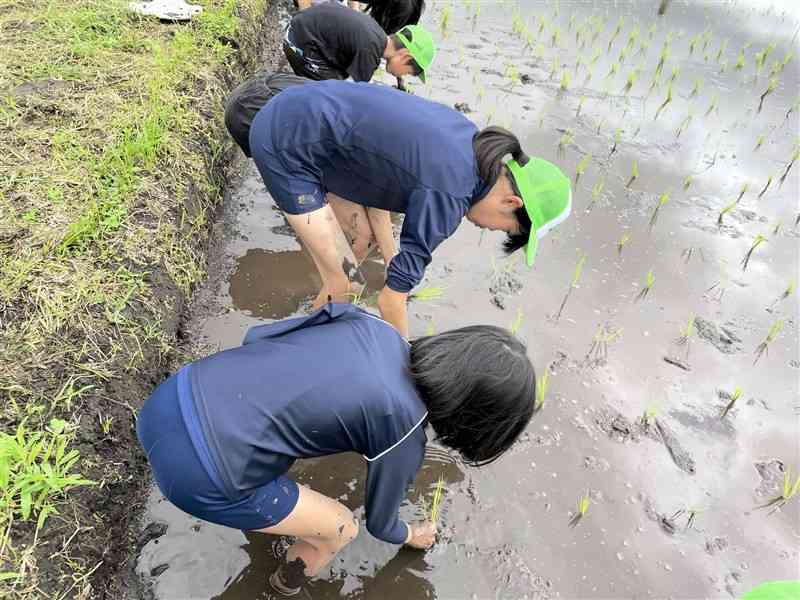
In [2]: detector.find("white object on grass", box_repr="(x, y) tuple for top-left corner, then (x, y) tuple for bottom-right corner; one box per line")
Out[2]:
(129, 0), (203, 21)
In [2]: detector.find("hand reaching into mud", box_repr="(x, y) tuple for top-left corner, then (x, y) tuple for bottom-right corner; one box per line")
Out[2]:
(405, 521), (437, 549)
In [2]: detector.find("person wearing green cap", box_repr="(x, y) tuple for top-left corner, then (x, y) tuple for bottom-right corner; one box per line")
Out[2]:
(283, 2), (434, 86)
(248, 80), (572, 338)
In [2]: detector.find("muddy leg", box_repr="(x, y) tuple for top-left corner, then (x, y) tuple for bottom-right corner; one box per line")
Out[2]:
(255, 484), (359, 577)
(327, 193), (377, 263)
(284, 205), (364, 308)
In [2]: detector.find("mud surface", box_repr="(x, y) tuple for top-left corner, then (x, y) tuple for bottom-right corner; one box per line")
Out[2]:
(135, 1), (799, 598)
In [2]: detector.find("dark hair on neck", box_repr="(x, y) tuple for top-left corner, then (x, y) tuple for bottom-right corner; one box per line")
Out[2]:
(473, 126), (533, 255)
(409, 325), (538, 466)
(367, 0), (425, 34)
(389, 26), (423, 76)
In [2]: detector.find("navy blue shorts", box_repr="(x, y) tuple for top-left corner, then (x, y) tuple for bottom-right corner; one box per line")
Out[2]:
(249, 105), (327, 215)
(136, 373), (299, 531)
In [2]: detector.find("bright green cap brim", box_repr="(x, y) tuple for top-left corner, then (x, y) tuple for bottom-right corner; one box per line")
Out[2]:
(740, 581), (800, 600)
(396, 25), (435, 83)
(507, 158), (572, 267)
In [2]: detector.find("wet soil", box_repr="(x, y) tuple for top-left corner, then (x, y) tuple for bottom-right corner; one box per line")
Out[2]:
(134, 1), (798, 598)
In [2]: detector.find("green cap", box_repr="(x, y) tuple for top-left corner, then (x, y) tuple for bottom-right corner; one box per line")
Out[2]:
(507, 157), (572, 267)
(396, 25), (436, 82)
(740, 581), (800, 600)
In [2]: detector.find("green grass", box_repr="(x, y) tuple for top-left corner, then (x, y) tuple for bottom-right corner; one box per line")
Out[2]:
(0, 0), (266, 594)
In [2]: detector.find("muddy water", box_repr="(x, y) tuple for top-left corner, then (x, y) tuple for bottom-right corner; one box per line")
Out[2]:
(136, 1), (800, 598)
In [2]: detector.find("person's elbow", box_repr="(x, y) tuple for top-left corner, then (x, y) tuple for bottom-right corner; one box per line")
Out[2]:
(366, 516), (404, 545)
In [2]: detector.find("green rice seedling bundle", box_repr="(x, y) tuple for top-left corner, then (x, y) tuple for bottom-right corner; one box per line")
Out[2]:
(609, 128), (622, 156)
(758, 77), (779, 113)
(675, 314), (695, 360)
(649, 190), (671, 228)
(411, 286), (445, 301)
(675, 113), (693, 138)
(635, 269), (655, 301)
(584, 324), (622, 366)
(683, 174), (694, 190)
(654, 82), (673, 120)
(753, 319), (783, 364)
(588, 177), (605, 210)
(754, 134), (765, 151)
(626, 161), (639, 188)
(778, 146), (799, 187)
(740, 234), (767, 271)
(569, 491), (591, 527)
(757, 465), (800, 513)
(555, 253), (586, 320)
(574, 153), (591, 184)
(535, 367), (549, 410)
(616, 232), (631, 255)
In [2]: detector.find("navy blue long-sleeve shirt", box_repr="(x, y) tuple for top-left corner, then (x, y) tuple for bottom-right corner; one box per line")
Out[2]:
(178, 304), (428, 544)
(249, 80), (490, 293)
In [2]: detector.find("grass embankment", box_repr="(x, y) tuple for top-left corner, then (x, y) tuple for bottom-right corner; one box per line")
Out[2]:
(0, 0), (269, 596)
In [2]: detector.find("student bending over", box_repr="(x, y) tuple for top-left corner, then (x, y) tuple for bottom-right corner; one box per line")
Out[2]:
(137, 303), (538, 596)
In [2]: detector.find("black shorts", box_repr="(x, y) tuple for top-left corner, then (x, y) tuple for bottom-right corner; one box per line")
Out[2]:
(224, 71), (311, 157)
(282, 40), (347, 82)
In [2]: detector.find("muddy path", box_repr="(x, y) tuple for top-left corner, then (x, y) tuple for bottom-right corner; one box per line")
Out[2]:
(134, 1), (799, 598)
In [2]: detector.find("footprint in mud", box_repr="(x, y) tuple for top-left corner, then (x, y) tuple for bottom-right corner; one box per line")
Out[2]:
(694, 317), (743, 354)
(489, 269), (524, 309)
(588, 405), (695, 474)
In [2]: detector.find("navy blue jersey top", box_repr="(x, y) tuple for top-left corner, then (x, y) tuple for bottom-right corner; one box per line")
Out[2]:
(249, 80), (490, 293)
(179, 303), (428, 544)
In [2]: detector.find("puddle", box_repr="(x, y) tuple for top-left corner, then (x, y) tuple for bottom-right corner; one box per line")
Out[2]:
(135, 1), (800, 598)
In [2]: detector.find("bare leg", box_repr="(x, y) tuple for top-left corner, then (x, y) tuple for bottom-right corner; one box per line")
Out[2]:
(284, 205), (364, 308)
(327, 193), (377, 263)
(254, 484), (358, 577)
(366, 207), (397, 268)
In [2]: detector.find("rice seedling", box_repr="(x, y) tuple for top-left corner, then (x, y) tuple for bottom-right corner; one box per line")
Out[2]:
(740, 234), (767, 271)
(506, 63), (521, 87)
(753, 319), (784, 364)
(772, 219), (782, 236)
(717, 199), (738, 225)
(734, 48), (745, 70)
(778, 147), (799, 187)
(757, 465), (800, 513)
(769, 280), (795, 309)
(588, 177), (605, 210)
(557, 129), (574, 159)
(754, 134), (765, 151)
(674, 315), (695, 360)
(605, 61), (620, 80)
(716, 39), (728, 62)
(617, 232), (631, 255)
(654, 82), (673, 120)
(642, 403), (659, 427)
(719, 59), (729, 74)
(655, 44), (669, 78)
(429, 475), (445, 523)
(736, 182), (749, 203)
(688, 34), (700, 56)
(569, 491), (591, 527)
(683, 174), (694, 190)
(647, 23), (657, 39)
(649, 190), (671, 228)
(555, 252), (587, 320)
(646, 74), (661, 98)
(618, 46), (629, 65)
(689, 78), (703, 98)
(623, 68), (639, 93)
(560, 69), (571, 92)
(635, 269), (655, 301)
(758, 77), (779, 113)
(575, 96), (586, 117)
(596, 117), (604, 135)
(703, 93), (719, 118)
(584, 324), (622, 366)
(589, 47), (602, 66)
(626, 161), (639, 188)
(535, 367), (549, 410)
(510, 307), (524, 335)
(551, 27), (562, 48)
(440, 4), (452, 36)
(411, 286), (445, 301)
(675, 113), (692, 138)
(609, 128), (622, 156)
(575, 153), (592, 184)
(550, 55), (560, 79)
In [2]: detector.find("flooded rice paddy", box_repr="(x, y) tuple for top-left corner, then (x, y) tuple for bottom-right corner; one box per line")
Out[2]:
(135, 1), (799, 598)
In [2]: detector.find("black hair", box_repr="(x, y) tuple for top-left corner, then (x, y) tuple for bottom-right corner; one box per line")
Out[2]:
(367, 0), (425, 35)
(472, 126), (533, 255)
(389, 26), (423, 77)
(409, 325), (538, 466)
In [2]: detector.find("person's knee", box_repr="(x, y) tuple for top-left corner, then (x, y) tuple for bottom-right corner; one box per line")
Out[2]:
(331, 513), (358, 550)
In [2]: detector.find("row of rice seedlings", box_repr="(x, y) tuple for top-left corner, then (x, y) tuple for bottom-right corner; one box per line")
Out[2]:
(555, 253), (587, 320)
